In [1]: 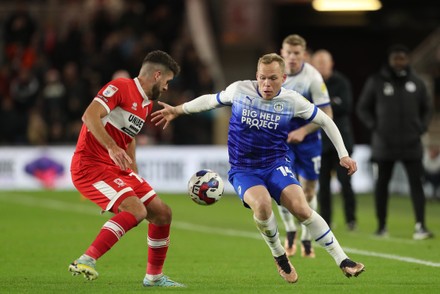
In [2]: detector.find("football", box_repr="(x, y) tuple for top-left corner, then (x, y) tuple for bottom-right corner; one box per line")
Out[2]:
(187, 169), (224, 205)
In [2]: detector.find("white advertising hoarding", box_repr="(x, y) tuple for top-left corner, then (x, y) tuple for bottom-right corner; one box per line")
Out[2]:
(0, 145), (375, 193)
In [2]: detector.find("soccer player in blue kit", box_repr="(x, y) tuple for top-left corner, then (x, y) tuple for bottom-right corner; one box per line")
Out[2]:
(152, 53), (364, 283)
(278, 34), (333, 258)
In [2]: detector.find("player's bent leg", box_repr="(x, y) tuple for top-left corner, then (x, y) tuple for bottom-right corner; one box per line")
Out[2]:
(277, 205), (297, 257)
(303, 210), (366, 277)
(141, 196), (184, 286)
(299, 178), (317, 258)
(245, 186), (297, 282)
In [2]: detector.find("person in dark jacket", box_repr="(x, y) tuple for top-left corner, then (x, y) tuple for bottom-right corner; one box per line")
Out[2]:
(312, 50), (357, 231)
(357, 44), (433, 240)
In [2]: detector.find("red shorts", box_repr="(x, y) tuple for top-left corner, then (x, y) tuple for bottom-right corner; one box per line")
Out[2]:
(71, 159), (156, 213)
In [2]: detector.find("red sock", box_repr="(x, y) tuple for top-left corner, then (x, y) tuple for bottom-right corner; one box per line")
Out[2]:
(85, 211), (138, 259)
(146, 223), (170, 275)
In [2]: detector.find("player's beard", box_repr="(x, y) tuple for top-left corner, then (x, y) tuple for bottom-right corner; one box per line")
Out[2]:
(150, 83), (161, 100)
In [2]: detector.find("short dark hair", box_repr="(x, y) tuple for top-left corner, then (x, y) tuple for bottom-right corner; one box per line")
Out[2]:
(387, 44), (410, 57)
(143, 50), (180, 76)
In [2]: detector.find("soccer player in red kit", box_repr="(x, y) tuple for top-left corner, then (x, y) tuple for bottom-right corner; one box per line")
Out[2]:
(68, 50), (184, 287)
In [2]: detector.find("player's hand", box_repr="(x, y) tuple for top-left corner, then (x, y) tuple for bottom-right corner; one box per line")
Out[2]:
(287, 128), (307, 144)
(108, 145), (133, 170)
(339, 156), (357, 176)
(151, 101), (179, 129)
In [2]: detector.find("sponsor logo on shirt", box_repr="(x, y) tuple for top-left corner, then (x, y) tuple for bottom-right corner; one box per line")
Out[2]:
(103, 85), (118, 97)
(241, 109), (281, 130)
(121, 114), (145, 137)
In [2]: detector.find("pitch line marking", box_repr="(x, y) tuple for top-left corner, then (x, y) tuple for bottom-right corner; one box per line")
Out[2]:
(173, 221), (440, 268)
(2, 193), (440, 268)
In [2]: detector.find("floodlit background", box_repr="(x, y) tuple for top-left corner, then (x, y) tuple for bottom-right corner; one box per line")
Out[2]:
(0, 2), (439, 293)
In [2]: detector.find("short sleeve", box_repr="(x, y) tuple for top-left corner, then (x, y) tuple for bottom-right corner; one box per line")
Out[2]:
(94, 79), (125, 113)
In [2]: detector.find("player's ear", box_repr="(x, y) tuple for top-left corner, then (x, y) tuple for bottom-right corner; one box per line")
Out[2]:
(282, 73), (287, 83)
(154, 70), (161, 81)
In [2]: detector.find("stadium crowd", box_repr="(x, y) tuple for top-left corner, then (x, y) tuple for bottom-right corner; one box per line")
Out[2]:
(0, 0), (214, 146)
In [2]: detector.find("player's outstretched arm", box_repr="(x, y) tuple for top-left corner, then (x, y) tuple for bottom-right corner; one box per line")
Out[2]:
(152, 94), (221, 129)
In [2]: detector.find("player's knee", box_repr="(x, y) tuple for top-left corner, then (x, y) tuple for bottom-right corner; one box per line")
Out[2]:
(303, 190), (315, 202)
(118, 198), (148, 222)
(152, 204), (172, 225)
(250, 197), (273, 217)
(133, 206), (148, 221)
(294, 205), (312, 222)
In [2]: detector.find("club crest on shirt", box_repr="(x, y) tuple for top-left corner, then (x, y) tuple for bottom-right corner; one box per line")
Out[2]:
(103, 85), (118, 97)
(114, 178), (126, 187)
(274, 102), (284, 112)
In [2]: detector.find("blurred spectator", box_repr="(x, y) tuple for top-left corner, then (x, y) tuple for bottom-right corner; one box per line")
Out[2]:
(311, 49), (357, 231)
(10, 68), (40, 143)
(40, 68), (67, 143)
(63, 62), (93, 143)
(423, 142), (440, 200)
(3, 2), (37, 71)
(0, 97), (20, 144)
(0, 0), (214, 146)
(357, 44), (433, 240)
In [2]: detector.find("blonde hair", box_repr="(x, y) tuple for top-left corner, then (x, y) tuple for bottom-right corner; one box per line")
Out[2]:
(258, 53), (285, 73)
(282, 34), (306, 49)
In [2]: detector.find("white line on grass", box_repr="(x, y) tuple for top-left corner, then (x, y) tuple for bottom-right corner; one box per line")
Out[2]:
(173, 221), (440, 268)
(2, 193), (440, 268)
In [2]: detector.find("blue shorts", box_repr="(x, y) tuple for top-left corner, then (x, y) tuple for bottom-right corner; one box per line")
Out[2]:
(228, 158), (301, 207)
(289, 137), (322, 181)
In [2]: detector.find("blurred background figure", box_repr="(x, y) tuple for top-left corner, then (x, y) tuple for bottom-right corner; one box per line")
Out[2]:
(423, 135), (440, 200)
(356, 44), (433, 240)
(278, 34), (332, 258)
(311, 49), (357, 231)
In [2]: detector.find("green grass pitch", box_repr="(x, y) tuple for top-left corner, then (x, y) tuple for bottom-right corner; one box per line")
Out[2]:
(0, 190), (439, 293)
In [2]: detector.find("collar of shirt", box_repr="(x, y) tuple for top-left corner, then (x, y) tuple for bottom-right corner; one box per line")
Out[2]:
(134, 77), (151, 107)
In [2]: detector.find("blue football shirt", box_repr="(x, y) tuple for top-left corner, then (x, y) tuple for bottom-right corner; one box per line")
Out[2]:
(215, 80), (318, 168)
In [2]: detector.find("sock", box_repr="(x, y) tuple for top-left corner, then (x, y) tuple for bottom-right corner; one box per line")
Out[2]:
(301, 210), (348, 265)
(300, 194), (317, 241)
(85, 211), (138, 259)
(78, 254), (96, 265)
(146, 223), (170, 276)
(286, 231), (296, 248)
(254, 212), (284, 257)
(277, 205), (297, 232)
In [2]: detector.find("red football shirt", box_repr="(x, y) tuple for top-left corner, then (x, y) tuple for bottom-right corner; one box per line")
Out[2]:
(73, 77), (152, 165)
